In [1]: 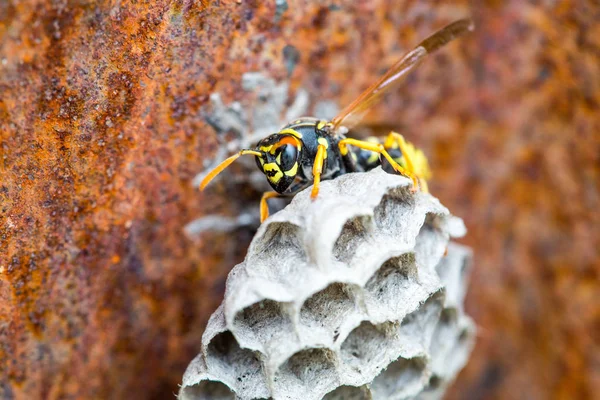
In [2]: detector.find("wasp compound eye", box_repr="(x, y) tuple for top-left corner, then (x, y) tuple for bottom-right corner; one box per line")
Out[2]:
(277, 144), (298, 172)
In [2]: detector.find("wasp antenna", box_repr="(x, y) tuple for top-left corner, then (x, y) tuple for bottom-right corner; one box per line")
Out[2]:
(199, 150), (263, 191)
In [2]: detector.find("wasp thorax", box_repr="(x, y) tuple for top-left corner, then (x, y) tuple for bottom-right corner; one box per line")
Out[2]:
(256, 134), (302, 193)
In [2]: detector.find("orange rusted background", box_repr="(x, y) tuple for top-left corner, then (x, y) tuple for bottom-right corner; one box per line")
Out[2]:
(1, 1), (598, 399)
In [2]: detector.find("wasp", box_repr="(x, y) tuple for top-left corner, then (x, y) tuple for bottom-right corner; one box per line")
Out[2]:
(200, 19), (473, 222)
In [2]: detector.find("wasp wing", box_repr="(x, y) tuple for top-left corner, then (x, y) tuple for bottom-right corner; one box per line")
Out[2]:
(330, 18), (474, 132)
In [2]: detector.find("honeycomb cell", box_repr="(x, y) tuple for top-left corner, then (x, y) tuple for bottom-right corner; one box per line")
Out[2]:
(332, 215), (373, 265)
(398, 291), (444, 350)
(250, 222), (302, 257)
(429, 308), (457, 355)
(179, 380), (234, 400)
(340, 321), (397, 379)
(273, 348), (339, 399)
(373, 189), (415, 237)
(370, 357), (428, 399)
(205, 331), (268, 398)
(363, 254), (420, 320)
(323, 385), (372, 400)
(299, 282), (360, 343)
(429, 309), (474, 379)
(247, 222), (308, 280)
(232, 299), (294, 352)
(414, 213), (448, 271)
(434, 244), (472, 309)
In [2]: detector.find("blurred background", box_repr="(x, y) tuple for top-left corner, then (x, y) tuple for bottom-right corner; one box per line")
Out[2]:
(1, 1), (598, 399)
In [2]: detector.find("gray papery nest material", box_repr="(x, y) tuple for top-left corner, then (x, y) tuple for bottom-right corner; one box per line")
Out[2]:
(180, 167), (475, 400)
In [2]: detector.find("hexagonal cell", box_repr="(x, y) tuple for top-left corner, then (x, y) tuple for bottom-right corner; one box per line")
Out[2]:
(246, 222), (310, 283)
(398, 291), (444, 352)
(232, 299), (294, 351)
(372, 189), (415, 236)
(429, 309), (474, 378)
(370, 357), (428, 399)
(414, 213), (448, 271)
(273, 348), (339, 399)
(435, 244), (472, 309)
(249, 222), (305, 262)
(332, 215), (373, 264)
(299, 282), (360, 343)
(323, 385), (372, 400)
(205, 331), (268, 398)
(179, 380), (234, 400)
(340, 321), (397, 379)
(429, 308), (457, 355)
(363, 254), (420, 319)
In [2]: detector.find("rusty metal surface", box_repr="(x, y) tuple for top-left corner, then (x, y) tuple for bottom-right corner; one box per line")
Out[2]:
(0, 0), (598, 399)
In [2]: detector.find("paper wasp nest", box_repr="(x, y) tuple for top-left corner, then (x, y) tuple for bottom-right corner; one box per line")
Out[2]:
(180, 168), (475, 400)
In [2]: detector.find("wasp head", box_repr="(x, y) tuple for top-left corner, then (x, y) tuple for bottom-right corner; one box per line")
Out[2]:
(255, 133), (302, 193)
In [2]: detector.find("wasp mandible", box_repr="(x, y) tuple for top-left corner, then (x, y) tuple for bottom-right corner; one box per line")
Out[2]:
(200, 19), (474, 222)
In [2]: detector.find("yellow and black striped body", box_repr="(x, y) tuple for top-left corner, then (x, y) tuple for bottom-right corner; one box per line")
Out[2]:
(199, 18), (474, 221)
(255, 117), (348, 194)
(343, 136), (430, 180)
(254, 117), (430, 195)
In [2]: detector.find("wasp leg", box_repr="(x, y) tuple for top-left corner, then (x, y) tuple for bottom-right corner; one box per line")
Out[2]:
(338, 138), (419, 191)
(384, 132), (414, 170)
(260, 191), (283, 222)
(383, 131), (429, 193)
(311, 144), (328, 199)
